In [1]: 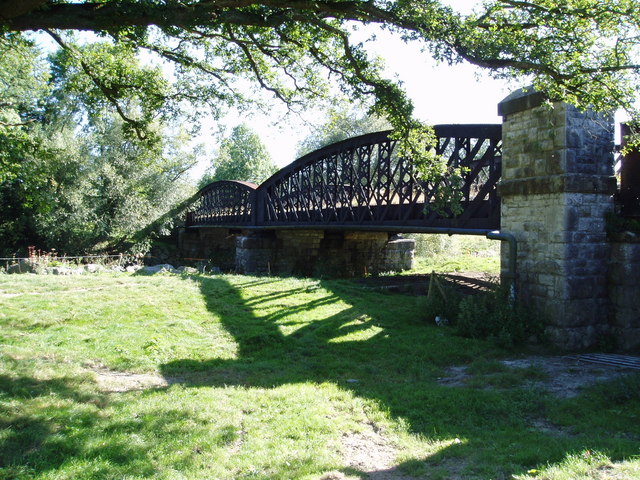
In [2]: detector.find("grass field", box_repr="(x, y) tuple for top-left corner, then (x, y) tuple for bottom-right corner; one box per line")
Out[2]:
(1, 272), (639, 479)
(409, 234), (501, 275)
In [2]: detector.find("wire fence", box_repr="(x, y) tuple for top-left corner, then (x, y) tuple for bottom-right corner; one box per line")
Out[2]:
(0, 253), (218, 275)
(0, 254), (131, 262)
(0, 252), (146, 272)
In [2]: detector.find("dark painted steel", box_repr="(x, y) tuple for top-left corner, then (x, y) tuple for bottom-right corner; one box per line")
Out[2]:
(186, 180), (257, 226)
(618, 124), (640, 216)
(186, 124), (502, 229)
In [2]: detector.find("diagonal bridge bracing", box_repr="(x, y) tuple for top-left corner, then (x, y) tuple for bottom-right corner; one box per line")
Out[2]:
(186, 124), (502, 232)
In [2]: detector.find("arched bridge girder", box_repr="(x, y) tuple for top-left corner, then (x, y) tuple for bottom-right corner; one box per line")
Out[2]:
(186, 180), (257, 226)
(186, 124), (502, 231)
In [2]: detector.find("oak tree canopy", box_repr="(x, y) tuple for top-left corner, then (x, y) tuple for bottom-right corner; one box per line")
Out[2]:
(2, 0), (640, 141)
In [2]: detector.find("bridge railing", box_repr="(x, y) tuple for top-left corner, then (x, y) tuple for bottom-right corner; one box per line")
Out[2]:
(255, 124), (502, 229)
(185, 180), (257, 227)
(187, 124), (502, 230)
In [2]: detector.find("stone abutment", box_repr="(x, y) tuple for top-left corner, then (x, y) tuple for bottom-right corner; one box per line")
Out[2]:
(498, 89), (618, 349)
(235, 230), (415, 277)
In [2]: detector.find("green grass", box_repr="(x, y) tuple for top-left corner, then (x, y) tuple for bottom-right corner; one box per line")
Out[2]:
(413, 253), (500, 275)
(409, 234), (501, 274)
(1, 273), (639, 479)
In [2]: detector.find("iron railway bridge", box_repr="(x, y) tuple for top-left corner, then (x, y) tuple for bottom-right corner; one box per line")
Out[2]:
(186, 124), (503, 233)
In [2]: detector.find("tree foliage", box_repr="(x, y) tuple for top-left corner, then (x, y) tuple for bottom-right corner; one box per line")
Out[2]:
(47, 35), (172, 142)
(3, 0), (639, 146)
(1, 1), (639, 254)
(0, 37), (197, 256)
(296, 106), (391, 157)
(201, 124), (277, 186)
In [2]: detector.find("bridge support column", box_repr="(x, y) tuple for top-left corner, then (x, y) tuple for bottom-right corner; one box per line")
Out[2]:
(178, 227), (240, 269)
(235, 230), (415, 277)
(498, 88), (617, 349)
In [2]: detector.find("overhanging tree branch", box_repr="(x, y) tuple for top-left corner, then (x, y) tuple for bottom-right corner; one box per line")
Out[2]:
(45, 29), (149, 140)
(3, 0), (639, 141)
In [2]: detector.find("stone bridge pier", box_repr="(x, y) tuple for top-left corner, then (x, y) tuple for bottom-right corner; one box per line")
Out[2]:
(179, 227), (415, 276)
(498, 89), (617, 349)
(235, 230), (415, 277)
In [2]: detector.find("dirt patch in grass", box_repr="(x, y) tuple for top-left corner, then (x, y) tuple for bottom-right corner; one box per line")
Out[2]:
(321, 422), (420, 480)
(91, 367), (251, 393)
(591, 463), (640, 480)
(340, 429), (413, 480)
(93, 368), (171, 392)
(438, 355), (635, 398)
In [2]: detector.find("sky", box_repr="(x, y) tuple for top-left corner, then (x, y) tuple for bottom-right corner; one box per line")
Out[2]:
(30, 0), (520, 175)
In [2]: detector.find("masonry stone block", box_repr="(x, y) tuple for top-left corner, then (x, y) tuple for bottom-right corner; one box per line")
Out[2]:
(178, 227), (243, 269)
(234, 230), (415, 277)
(498, 88), (616, 350)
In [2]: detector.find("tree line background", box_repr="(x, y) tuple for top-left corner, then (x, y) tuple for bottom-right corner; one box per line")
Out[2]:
(0, 37), (377, 257)
(0, 38), (282, 257)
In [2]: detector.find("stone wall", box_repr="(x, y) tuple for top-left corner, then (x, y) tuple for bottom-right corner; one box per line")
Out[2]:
(608, 238), (640, 350)
(178, 227), (242, 269)
(498, 89), (617, 349)
(235, 230), (415, 277)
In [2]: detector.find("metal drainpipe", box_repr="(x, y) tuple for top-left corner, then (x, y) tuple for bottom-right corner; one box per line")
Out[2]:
(486, 231), (517, 300)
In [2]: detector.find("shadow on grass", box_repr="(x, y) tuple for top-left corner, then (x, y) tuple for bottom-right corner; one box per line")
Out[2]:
(3, 274), (638, 479)
(158, 275), (640, 478)
(0, 369), (164, 478)
(0, 364), (252, 478)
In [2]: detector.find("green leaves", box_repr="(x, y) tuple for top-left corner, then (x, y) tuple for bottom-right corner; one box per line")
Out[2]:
(203, 124), (278, 186)
(3, 0), (640, 251)
(0, 36), (198, 255)
(460, 0), (640, 115)
(48, 35), (170, 141)
(4, 0), (640, 129)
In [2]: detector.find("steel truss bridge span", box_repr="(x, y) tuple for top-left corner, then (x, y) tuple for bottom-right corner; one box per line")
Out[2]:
(186, 124), (502, 232)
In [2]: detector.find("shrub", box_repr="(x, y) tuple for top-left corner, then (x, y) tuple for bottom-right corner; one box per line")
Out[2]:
(419, 273), (462, 325)
(605, 211), (640, 236)
(421, 275), (543, 347)
(456, 286), (543, 347)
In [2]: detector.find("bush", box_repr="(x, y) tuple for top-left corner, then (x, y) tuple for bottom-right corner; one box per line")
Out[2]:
(422, 272), (462, 323)
(605, 211), (640, 236)
(421, 275), (543, 347)
(409, 234), (454, 257)
(456, 286), (543, 347)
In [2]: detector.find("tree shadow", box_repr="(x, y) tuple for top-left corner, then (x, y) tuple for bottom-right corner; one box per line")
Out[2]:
(0, 359), (214, 477)
(159, 275), (640, 478)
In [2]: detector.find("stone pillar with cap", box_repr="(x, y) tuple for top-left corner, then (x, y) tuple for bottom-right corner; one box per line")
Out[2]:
(497, 88), (617, 349)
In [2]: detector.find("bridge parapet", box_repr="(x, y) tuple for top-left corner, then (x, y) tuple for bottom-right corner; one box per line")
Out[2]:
(186, 180), (257, 227)
(186, 124), (503, 231)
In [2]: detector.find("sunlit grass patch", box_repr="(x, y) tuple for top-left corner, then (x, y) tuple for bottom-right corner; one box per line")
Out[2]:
(1, 273), (639, 479)
(1, 274), (239, 372)
(515, 451), (640, 480)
